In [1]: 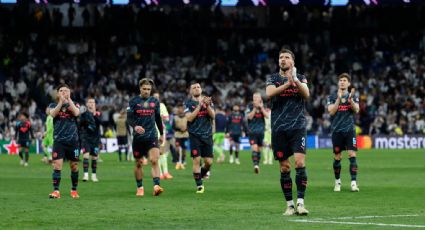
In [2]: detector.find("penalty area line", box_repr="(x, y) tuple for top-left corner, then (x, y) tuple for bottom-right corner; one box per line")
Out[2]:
(288, 219), (425, 228)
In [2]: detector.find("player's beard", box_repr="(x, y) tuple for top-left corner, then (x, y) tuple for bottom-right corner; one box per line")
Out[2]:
(280, 65), (289, 72)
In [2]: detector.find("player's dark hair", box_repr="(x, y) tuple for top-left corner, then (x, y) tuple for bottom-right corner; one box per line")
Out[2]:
(279, 48), (295, 61)
(19, 112), (29, 119)
(139, 78), (155, 87)
(86, 97), (96, 103)
(338, 73), (351, 82)
(56, 83), (70, 91)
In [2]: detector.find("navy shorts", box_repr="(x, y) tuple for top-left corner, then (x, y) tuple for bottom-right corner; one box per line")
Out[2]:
(189, 135), (213, 158)
(272, 129), (306, 161)
(18, 139), (31, 148)
(332, 131), (357, 153)
(175, 137), (188, 149)
(132, 139), (159, 159)
(117, 136), (128, 146)
(248, 133), (264, 147)
(80, 142), (99, 156)
(52, 141), (80, 162)
(229, 134), (241, 143)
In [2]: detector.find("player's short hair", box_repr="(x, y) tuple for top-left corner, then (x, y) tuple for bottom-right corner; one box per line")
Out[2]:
(56, 83), (70, 91)
(190, 81), (201, 87)
(279, 48), (295, 61)
(338, 73), (351, 82)
(139, 78), (155, 87)
(19, 112), (29, 119)
(86, 97), (96, 103)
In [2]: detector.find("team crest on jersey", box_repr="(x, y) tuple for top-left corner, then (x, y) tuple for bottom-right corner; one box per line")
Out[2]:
(149, 102), (155, 108)
(61, 107), (67, 112)
(341, 98), (346, 103)
(143, 102), (148, 107)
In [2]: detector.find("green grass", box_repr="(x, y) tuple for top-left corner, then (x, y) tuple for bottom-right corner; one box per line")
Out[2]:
(1, 149), (425, 229)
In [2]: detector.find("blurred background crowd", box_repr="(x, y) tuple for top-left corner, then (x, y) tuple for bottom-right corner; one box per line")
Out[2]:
(1, 2), (424, 140)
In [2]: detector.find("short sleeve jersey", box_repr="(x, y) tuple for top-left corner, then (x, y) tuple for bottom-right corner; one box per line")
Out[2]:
(49, 103), (80, 144)
(246, 103), (265, 135)
(127, 96), (161, 141)
(184, 99), (213, 139)
(266, 73), (308, 132)
(327, 92), (359, 133)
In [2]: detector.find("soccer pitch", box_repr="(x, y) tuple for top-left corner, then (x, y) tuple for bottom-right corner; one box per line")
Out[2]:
(1, 149), (424, 229)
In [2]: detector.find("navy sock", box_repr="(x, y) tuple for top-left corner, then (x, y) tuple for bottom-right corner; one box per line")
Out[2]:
(91, 159), (97, 174)
(52, 169), (61, 191)
(25, 151), (29, 162)
(193, 173), (202, 186)
(252, 151), (260, 166)
(280, 171), (293, 201)
(200, 167), (210, 178)
(333, 159), (341, 180)
(83, 158), (89, 173)
(71, 171), (79, 191)
(235, 151), (239, 159)
(153, 177), (160, 186)
(349, 157), (358, 181)
(295, 167), (307, 199)
(136, 179), (143, 188)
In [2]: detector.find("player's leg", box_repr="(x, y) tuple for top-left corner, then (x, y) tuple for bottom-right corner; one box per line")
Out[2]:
(294, 153), (308, 215)
(134, 157), (145, 196)
(24, 142), (29, 166)
(91, 146), (99, 182)
(332, 132), (343, 192)
(348, 150), (359, 192)
(149, 146), (163, 196)
(280, 159), (295, 215)
(49, 144), (64, 198)
(291, 129), (308, 215)
(82, 145), (90, 182)
(161, 141), (173, 179)
(200, 139), (213, 180)
(235, 136), (240, 164)
(251, 142), (260, 173)
(190, 136), (204, 193)
(69, 146), (80, 198)
(229, 138), (234, 164)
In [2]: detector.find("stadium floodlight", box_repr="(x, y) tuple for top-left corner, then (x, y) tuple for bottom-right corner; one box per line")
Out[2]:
(112, 0), (129, 4)
(330, 0), (349, 6)
(0, 0), (17, 3)
(182, 0), (190, 4)
(289, 0), (299, 4)
(220, 0), (238, 6)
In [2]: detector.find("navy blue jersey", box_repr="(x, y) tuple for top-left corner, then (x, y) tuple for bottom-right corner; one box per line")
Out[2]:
(225, 112), (245, 135)
(184, 99), (213, 139)
(79, 110), (101, 145)
(215, 112), (227, 133)
(246, 103), (265, 135)
(327, 92), (359, 133)
(49, 103), (80, 144)
(266, 73), (308, 132)
(15, 120), (34, 141)
(127, 96), (162, 141)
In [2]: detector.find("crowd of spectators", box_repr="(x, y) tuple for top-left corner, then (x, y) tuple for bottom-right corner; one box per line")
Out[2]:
(1, 3), (424, 140)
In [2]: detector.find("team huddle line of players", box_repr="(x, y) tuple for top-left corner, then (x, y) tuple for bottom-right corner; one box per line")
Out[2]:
(13, 48), (360, 216)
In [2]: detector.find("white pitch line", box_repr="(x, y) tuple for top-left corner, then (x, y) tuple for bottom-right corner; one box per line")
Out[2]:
(289, 219), (425, 228)
(330, 214), (420, 220)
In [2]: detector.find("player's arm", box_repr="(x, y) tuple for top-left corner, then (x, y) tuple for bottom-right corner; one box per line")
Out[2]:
(126, 101), (137, 128)
(155, 110), (164, 136)
(14, 123), (18, 140)
(185, 103), (201, 122)
(327, 95), (340, 116)
(67, 98), (80, 117)
(50, 101), (64, 118)
(348, 88), (360, 114)
(294, 80), (310, 99)
(205, 104), (215, 119)
(266, 83), (292, 99)
(260, 106), (269, 118)
(246, 106), (256, 120)
(29, 124), (35, 139)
